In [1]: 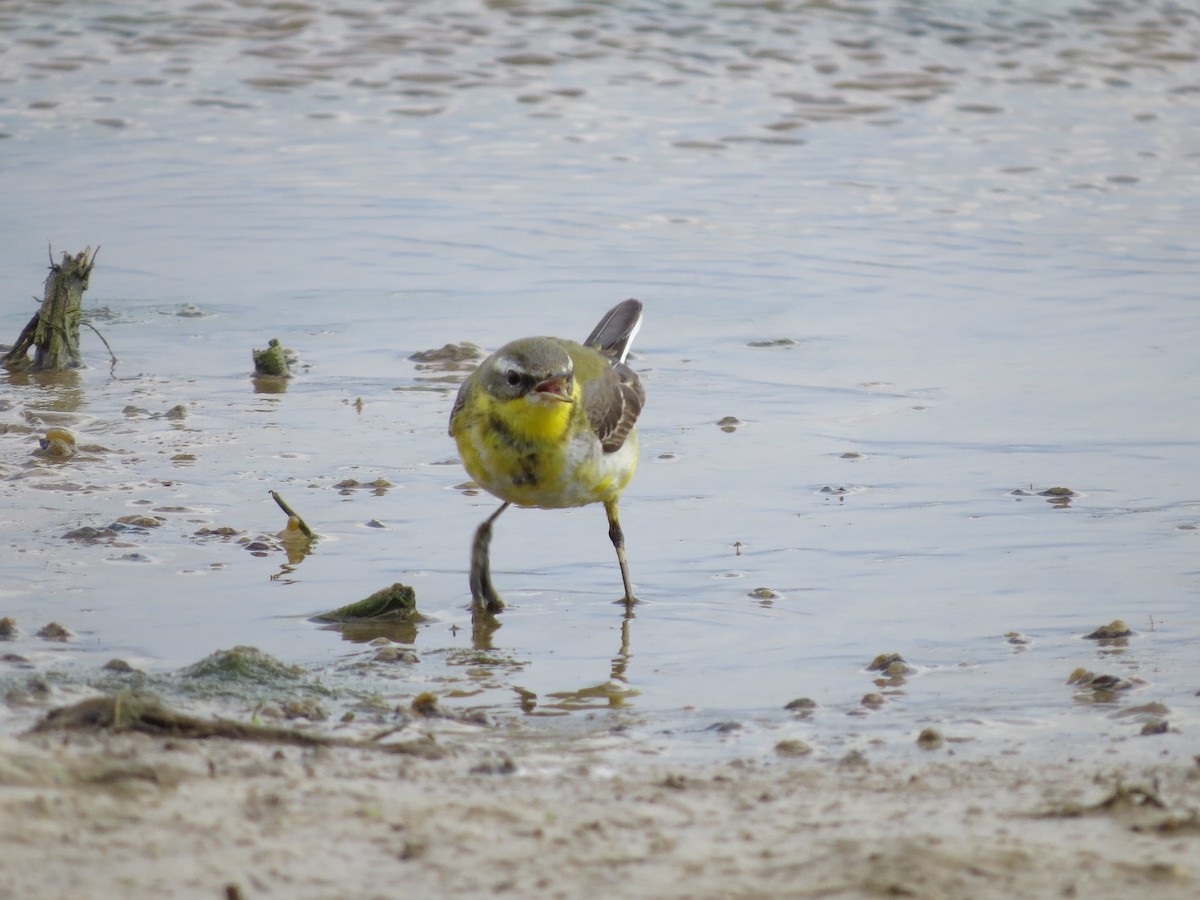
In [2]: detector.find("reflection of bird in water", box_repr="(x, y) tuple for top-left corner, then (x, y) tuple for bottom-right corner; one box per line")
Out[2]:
(449, 299), (646, 612)
(523, 604), (639, 713)
(612, 607), (633, 684)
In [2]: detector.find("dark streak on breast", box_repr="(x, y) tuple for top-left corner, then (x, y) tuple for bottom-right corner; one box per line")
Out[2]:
(512, 454), (539, 487)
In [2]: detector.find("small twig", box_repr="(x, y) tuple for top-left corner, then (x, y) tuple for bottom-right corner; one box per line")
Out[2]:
(269, 490), (315, 538)
(83, 321), (118, 366)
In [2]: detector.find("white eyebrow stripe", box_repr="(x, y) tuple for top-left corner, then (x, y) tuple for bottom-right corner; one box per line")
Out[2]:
(492, 355), (519, 372)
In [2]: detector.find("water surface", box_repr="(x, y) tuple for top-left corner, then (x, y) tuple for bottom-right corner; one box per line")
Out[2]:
(2, 0), (1198, 764)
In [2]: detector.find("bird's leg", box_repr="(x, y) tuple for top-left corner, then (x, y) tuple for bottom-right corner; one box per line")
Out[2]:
(604, 499), (636, 604)
(470, 502), (510, 613)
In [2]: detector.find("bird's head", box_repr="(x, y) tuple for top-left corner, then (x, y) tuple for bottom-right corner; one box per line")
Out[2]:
(485, 338), (575, 406)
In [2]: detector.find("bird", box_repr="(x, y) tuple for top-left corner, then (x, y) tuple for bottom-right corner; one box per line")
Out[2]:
(449, 299), (646, 613)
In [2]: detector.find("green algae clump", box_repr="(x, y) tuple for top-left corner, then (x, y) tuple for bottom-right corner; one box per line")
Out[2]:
(180, 645), (303, 683)
(313, 583), (420, 623)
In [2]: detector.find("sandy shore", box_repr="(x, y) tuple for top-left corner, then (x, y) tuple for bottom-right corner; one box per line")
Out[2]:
(2, 722), (1197, 900)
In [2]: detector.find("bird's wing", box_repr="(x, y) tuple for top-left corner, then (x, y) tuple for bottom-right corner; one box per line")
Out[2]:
(448, 376), (472, 437)
(585, 361), (645, 453)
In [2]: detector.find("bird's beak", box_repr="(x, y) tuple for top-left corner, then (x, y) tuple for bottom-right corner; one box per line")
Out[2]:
(533, 372), (574, 402)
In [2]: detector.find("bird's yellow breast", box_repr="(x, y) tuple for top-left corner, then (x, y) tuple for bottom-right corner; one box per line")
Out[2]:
(452, 377), (635, 509)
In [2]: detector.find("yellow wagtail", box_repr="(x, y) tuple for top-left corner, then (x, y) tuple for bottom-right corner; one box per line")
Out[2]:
(449, 299), (645, 612)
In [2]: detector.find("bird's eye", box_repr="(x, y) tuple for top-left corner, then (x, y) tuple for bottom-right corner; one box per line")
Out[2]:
(505, 370), (521, 387)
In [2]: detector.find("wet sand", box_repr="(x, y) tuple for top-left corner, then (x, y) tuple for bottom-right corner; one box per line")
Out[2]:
(2, 723), (1198, 899)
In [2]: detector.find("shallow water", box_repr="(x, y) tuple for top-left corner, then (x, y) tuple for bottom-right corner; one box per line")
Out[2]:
(2, 0), (1199, 764)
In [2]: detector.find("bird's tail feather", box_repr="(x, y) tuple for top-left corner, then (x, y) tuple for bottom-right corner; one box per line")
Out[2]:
(585, 298), (643, 364)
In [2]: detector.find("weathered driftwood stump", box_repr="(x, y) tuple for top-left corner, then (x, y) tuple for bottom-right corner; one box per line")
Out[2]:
(2, 247), (97, 371)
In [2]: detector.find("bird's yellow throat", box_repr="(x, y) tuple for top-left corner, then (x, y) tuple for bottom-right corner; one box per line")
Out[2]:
(490, 388), (577, 445)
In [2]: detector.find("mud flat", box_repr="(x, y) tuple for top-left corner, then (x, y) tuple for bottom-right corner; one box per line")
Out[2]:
(2, 716), (1197, 900)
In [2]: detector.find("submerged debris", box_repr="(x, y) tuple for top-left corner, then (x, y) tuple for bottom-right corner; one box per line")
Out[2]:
(32, 691), (324, 746)
(29, 691), (454, 758)
(1067, 668), (1127, 688)
(312, 584), (425, 645)
(269, 490), (315, 539)
(280, 698), (329, 721)
(36, 622), (71, 641)
(236, 523), (313, 563)
(410, 691), (490, 726)
(839, 749), (868, 767)
(115, 515), (165, 529)
(61, 516), (163, 543)
(372, 646), (419, 664)
(916, 727), (945, 750)
(1009, 485), (1079, 507)
(1, 246), (98, 371)
(867, 653), (914, 676)
(1111, 702), (1171, 736)
(1113, 701), (1170, 720)
(252, 338), (294, 377)
(775, 738), (812, 757)
(6, 674), (52, 705)
(36, 427), (76, 459)
(334, 478), (393, 495)
(278, 516), (312, 543)
(1038, 780), (1168, 819)
(1041, 486), (1075, 507)
(1067, 667), (1141, 702)
(30, 691), (318, 743)
(180, 646), (303, 683)
(411, 692), (443, 717)
(715, 416), (741, 432)
(62, 525), (117, 541)
(194, 526), (244, 538)
(407, 342), (485, 387)
(1040, 486), (1076, 497)
(1084, 619), (1133, 640)
(313, 583), (420, 623)
(410, 342), (484, 367)
(784, 697), (818, 714)
(445, 648), (526, 669)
